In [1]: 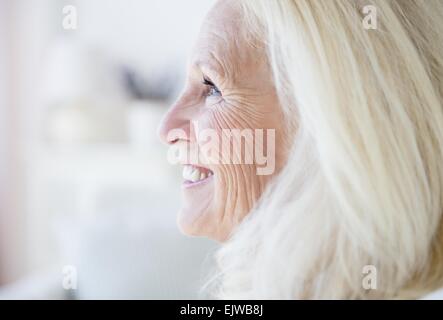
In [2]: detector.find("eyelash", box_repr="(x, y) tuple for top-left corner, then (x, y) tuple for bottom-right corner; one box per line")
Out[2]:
(202, 77), (222, 97)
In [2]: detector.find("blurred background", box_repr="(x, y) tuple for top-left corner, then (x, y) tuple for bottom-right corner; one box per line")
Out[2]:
(0, 0), (217, 299)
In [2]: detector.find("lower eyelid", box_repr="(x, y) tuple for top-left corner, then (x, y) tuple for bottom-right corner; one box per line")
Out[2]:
(205, 96), (224, 107)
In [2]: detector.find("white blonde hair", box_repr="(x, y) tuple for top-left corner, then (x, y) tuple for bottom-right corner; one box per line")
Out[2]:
(208, 0), (443, 299)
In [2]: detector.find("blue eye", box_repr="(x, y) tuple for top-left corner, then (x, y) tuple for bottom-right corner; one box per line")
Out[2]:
(203, 77), (222, 97)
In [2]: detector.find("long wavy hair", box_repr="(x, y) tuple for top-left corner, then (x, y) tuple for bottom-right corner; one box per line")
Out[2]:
(207, 0), (443, 299)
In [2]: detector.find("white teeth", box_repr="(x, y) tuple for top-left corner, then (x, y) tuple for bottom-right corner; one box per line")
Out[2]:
(182, 165), (213, 183)
(190, 169), (200, 182)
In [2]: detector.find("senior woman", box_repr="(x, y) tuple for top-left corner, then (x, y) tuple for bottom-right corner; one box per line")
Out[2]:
(158, 0), (443, 299)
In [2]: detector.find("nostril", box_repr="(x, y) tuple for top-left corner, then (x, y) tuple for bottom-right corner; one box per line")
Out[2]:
(157, 119), (175, 145)
(157, 107), (190, 145)
(169, 137), (179, 144)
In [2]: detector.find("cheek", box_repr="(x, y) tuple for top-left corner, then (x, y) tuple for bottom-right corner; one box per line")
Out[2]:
(196, 104), (258, 169)
(194, 103), (273, 219)
(196, 100), (282, 168)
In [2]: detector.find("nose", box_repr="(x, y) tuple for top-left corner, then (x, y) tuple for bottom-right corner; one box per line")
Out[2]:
(157, 100), (192, 145)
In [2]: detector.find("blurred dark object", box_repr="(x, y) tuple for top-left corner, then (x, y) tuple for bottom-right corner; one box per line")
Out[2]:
(121, 66), (179, 102)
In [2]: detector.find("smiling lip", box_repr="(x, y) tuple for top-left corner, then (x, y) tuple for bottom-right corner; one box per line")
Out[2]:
(182, 174), (214, 189)
(182, 164), (214, 189)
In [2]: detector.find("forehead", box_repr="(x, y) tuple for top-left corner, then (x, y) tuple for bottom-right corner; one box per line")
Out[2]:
(202, 0), (243, 32)
(190, 0), (263, 81)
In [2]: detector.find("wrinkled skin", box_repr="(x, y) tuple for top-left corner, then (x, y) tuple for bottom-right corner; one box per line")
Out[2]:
(158, 0), (289, 241)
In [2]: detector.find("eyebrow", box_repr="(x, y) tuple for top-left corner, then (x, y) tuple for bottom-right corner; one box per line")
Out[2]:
(193, 57), (225, 82)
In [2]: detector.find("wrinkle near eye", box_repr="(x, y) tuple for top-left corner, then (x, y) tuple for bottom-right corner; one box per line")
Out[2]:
(205, 96), (224, 108)
(194, 59), (225, 84)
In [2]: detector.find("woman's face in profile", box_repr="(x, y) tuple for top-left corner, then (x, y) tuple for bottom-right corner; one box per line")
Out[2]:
(159, 0), (288, 241)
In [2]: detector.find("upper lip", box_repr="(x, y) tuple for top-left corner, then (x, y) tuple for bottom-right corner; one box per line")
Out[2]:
(181, 164), (215, 178)
(180, 162), (213, 171)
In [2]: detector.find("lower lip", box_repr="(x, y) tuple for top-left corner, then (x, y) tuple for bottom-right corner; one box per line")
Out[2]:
(182, 174), (214, 189)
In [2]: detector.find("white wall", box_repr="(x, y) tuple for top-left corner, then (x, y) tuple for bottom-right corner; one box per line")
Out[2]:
(0, 0), (217, 291)
(0, 0), (26, 284)
(67, 0), (215, 75)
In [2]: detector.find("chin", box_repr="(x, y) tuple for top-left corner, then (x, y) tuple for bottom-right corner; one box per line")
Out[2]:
(177, 166), (234, 241)
(177, 163), (263, 241)
(177, 165), (216, 238)
(176, 207), (228, 241)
